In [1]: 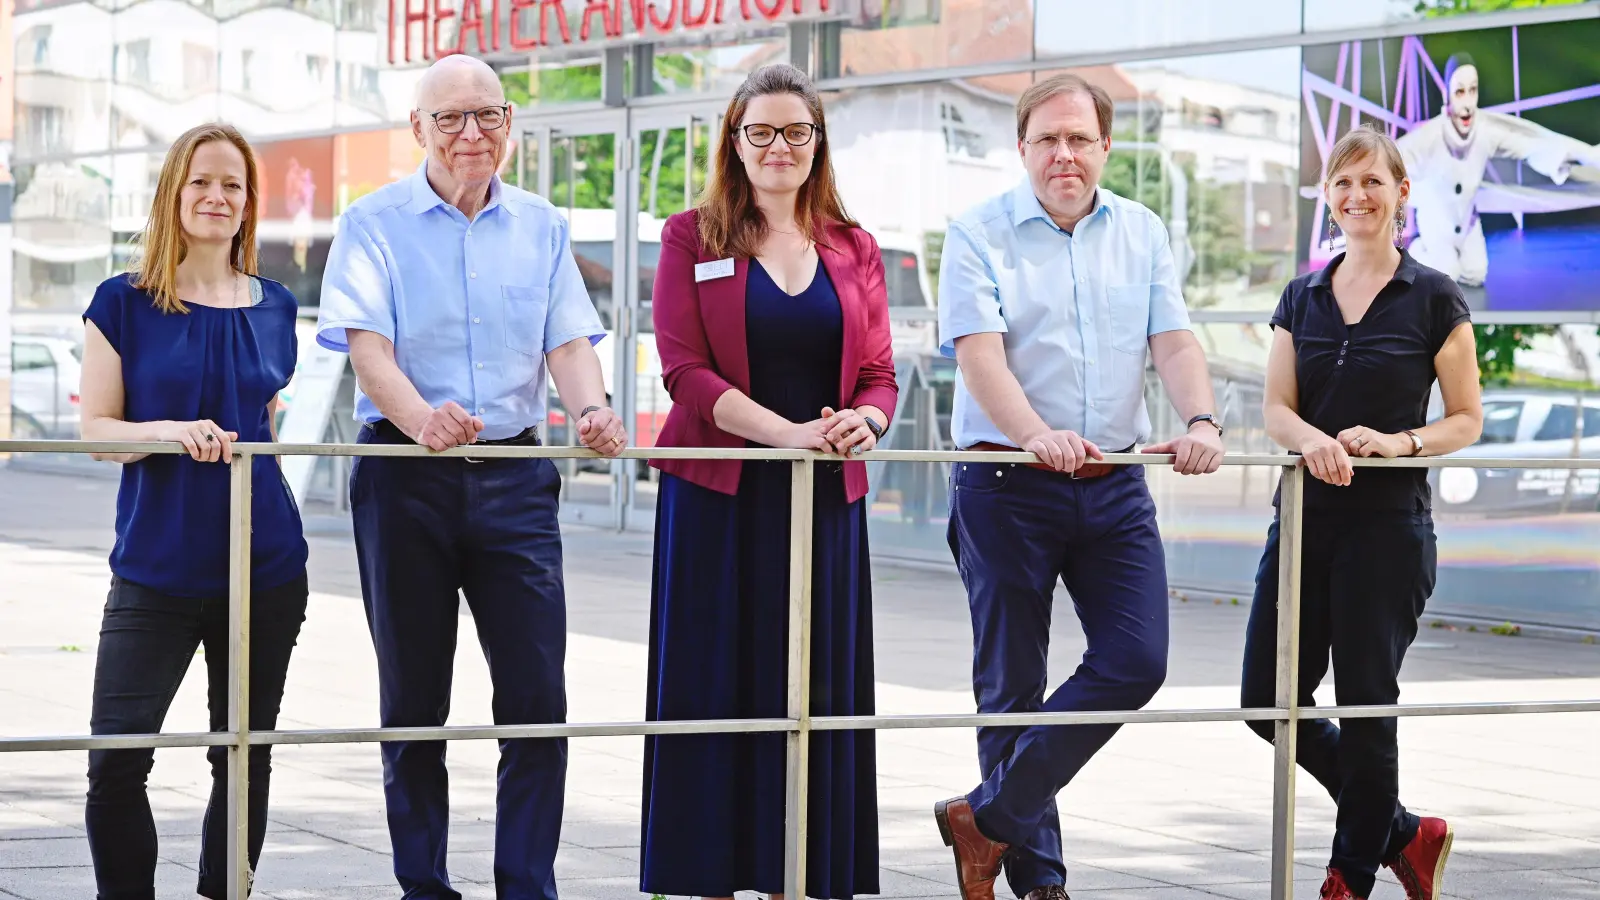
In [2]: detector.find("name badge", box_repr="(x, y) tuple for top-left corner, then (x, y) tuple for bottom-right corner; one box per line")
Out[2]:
(694, 258), (736, 283)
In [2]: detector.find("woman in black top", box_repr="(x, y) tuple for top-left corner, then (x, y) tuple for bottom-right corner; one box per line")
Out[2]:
(1241, 126), (1483, 900)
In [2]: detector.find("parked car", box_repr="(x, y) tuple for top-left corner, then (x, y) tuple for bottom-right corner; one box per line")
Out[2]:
(1431, 391), (1600, 516)
(10, 335), (83, 439)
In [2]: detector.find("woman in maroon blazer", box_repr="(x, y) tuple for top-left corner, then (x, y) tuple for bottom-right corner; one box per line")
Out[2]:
(639, 63), (897, 900)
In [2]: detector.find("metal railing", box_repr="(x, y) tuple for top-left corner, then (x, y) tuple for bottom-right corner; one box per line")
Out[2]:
(1, 439), (1597, 900)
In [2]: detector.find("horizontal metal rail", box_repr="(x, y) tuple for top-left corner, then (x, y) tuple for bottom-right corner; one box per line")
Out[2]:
(2, 439), (1596, 900)
(7, 699), (1598, 753)
(2, 439), (1596, 468)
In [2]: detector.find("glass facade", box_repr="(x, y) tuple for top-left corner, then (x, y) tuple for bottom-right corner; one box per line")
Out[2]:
(5, 0), (1599, 623)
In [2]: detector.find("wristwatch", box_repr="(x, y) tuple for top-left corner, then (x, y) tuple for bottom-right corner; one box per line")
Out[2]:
(1403, 429), (1424, 457)
(578, 405), (601, 420)
(1187, 413), (1224, 437)
(863, 416), (885, 440)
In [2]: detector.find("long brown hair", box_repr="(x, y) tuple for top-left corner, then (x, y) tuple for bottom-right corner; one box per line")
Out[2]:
(698, 64), (856, 260)
(131, 123), (261, 314)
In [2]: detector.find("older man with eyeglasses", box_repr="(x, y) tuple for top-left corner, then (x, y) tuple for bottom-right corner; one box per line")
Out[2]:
(932, 73), (1225, 900)
(315, 54), (624, 900)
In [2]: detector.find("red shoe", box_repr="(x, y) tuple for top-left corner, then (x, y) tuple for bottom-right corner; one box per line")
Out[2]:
(1388, 816), (1454, 900)
(1319, 868), (1363, 900)
(934, 797), (1008, 900)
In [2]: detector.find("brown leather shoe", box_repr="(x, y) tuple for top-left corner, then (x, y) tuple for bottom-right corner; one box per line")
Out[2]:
(934, 797), (1009, 900)
(1024, 885), (1071, 900)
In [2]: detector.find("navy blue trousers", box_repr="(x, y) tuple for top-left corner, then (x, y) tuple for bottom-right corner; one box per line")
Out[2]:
(1241, 510), (1434, 897)
(948, 463), (1169, 898)
(351, 425), (568, 900)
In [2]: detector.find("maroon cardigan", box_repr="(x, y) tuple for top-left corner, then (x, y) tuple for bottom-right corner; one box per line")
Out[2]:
(649, 209), (899, 503)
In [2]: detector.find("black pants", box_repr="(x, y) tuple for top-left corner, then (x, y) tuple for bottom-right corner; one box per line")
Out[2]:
(85, 573), (309, 900)
(1241, 509), (1435, 897)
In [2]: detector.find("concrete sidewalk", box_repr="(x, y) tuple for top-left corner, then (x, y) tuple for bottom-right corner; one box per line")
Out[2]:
(1, 467), (1598, 899)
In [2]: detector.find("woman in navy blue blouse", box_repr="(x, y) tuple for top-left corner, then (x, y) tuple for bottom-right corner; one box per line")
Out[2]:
(77, 123), (309, 900)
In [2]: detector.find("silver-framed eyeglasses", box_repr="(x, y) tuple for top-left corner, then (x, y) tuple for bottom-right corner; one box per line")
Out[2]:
(1024, 132), (1105, 156)
(422, 106), (509, 134)
(740, 122), (819, 148)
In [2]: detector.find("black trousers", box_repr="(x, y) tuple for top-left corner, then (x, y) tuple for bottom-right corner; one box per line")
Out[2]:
(85, 573), (309, 900)
(1241, 509), (1435, 897)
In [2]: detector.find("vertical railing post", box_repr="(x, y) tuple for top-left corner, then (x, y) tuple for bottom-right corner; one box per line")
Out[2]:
(227, 451), (254, 900)
(1271, 463), (1305, 900)
(783, 458), (816, 900)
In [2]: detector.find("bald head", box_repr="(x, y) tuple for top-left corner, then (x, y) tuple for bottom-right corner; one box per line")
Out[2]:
(411, 54), (512, 214)
(415, 54), (504, 110)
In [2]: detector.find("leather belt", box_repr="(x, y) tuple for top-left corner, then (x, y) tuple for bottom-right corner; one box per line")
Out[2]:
(967, 441), (1132, 479)
(371, 419), (541, 447)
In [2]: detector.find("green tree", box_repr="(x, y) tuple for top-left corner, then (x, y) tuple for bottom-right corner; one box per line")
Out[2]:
(1415, 0), (1588, 16)
(1475, 324), (1555, 386)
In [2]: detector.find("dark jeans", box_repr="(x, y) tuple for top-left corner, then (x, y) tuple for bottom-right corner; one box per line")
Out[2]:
(1241, 509), (1436, 897)
(351, 423), (568, 900)
(85, 572), (309, 900)
(948, 463), (1169, 898)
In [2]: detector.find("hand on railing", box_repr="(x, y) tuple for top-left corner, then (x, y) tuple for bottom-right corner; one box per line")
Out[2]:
(151, 419), (238, 464)
(1141, 424), (1225, 475)
(1021, 429), (1104, 473)
(412, 402), (484, 452)
(1300, 433), (1354, 486)
(820, 407), (878, 457)
(1338, 426), (1410, 460)
(577, 406), (628, 458)
(779, 418), (842, 455)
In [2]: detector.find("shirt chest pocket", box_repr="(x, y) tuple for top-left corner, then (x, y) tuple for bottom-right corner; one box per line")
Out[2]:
(503, 285), (550, 357)
(1106, 283), (1152, 355)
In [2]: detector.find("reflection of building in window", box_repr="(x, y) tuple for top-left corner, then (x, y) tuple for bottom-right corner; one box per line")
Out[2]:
(241, 49), (255, 93)
(27, 24), (51, 67)
(306, 53), (331, 84)
(939, 102), (988, 158)
(183, 42), (218, 92)
(339, 0), (378, 30)
(22, 106), (66, 157)
(115, 38), (152, 87)
(1180, 99), (1224, 130)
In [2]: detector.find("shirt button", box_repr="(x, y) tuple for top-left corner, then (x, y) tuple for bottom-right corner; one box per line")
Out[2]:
(477, 407), (485, 414)
(470, 272), (478, 279)
(476, 362), (484, 369)
(1337, 360), (1345, 366)
(473, 317), (481, 324)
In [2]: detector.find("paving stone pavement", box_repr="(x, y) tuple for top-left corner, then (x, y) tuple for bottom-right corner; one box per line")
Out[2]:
(1, 466), (1598, 899)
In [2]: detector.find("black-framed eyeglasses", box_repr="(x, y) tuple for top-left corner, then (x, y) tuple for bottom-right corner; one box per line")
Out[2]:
(421, 106), (509, 134)
(1023, 132), (1105, 156)
(740, 122), (819, 148)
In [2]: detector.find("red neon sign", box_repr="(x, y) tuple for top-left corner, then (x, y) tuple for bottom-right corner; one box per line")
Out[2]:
(389, 0), (833, 64)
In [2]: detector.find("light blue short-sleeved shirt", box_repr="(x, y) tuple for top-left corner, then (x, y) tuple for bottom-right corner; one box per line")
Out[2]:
(316, 162), (604, 440)
(937, 181), (1191, 450)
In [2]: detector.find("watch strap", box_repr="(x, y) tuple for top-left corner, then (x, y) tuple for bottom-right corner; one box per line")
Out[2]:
(1187, 413), (1223, 436)
(1403, 429), (1423, 456)
(864, 416), (885, 439)
(578, 405), (601, 420)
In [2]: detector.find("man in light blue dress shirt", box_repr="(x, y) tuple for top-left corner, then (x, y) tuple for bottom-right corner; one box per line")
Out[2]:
(931, 74), (1226, 900)
(315, 55), (624, 900)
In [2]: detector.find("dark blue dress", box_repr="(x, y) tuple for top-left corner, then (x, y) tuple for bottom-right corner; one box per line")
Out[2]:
(641, 259), (880, 898)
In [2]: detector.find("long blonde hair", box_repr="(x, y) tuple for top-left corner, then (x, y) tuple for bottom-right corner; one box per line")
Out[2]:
(131, 123), (261, 313)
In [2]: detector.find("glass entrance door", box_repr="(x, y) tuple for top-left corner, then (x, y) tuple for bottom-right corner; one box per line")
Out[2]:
(622, 107), (723, 527)
(512, 103), (723, 531)
(513, 113), (629, 528)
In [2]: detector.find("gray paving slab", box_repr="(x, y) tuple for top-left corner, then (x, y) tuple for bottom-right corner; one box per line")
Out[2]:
(0, 467), (1597, 898)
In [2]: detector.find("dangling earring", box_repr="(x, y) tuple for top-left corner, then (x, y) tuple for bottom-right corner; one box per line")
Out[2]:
(1393, 208), (1407, 246)
(1325, 213), (1338, 248)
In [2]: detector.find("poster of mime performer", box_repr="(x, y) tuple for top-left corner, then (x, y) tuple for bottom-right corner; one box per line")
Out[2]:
(1301, 19), (1600, 310)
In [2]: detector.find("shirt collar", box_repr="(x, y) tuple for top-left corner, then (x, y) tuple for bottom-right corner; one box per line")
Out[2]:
(1309, 249), (1420, 288)
(406, 160), (516, 217)
(1010, 179), (1112, 230)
